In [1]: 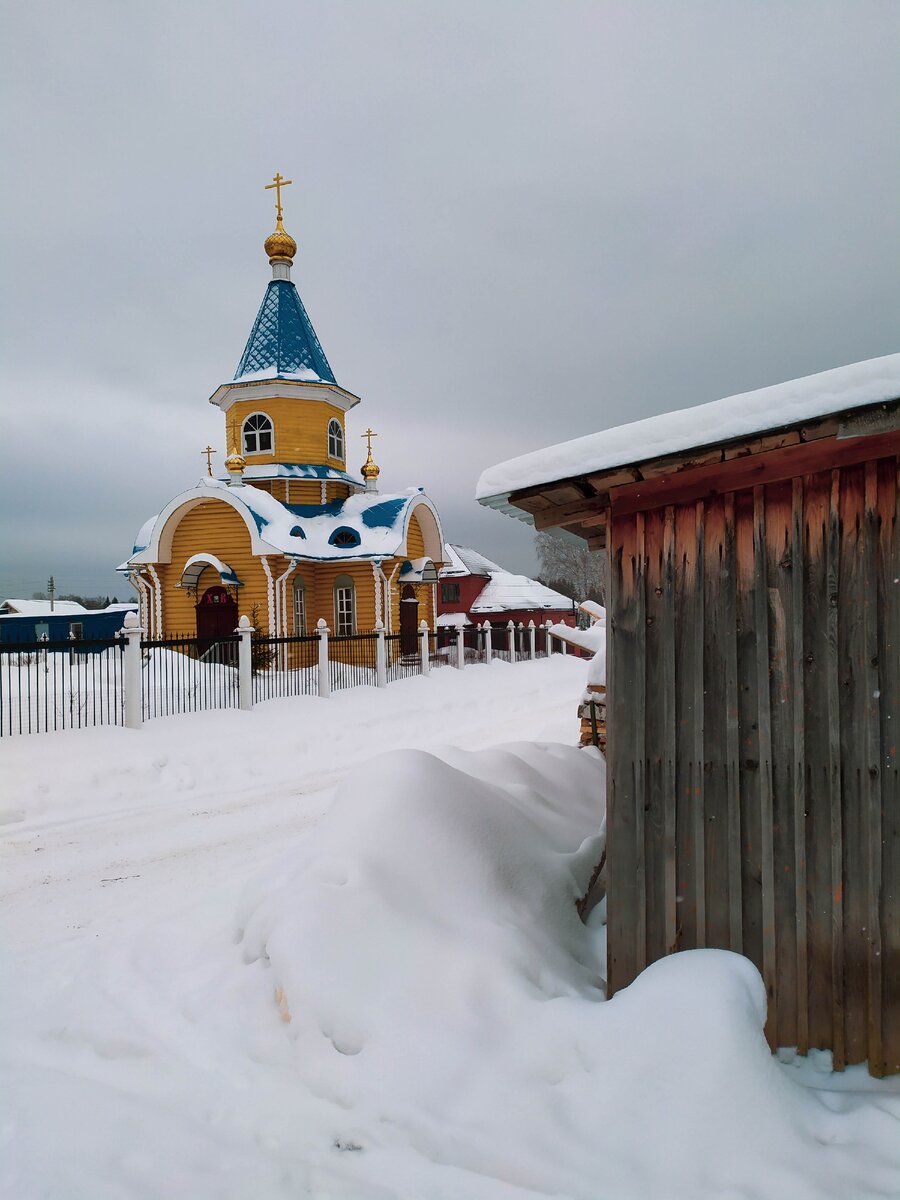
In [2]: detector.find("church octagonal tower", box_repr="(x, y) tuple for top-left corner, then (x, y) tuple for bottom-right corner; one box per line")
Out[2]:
(120, 177), (444, 646)
(209, 172), (363, 507)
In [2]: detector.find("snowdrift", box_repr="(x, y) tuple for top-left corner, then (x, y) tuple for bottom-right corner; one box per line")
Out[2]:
(238, 742), (900, 1200)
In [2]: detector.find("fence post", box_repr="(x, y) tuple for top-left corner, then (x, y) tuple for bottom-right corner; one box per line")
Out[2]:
(122, 611), (144, 729)
(317, 618), (331, 698)
(420, 620), (430, 676)
(507, 619), (516, 664)
(483, 621), (492, 662)
(528, 619), (536, 660)
(545, 620), (553, 657)
(375, 620), (387, 688)
(236, 614), (253, 711)
(560, 626), (568, 655)
(455, 624), (465, 670)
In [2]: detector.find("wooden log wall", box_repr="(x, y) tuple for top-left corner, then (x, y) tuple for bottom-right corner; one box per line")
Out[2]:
(606, 447), (899, 1076)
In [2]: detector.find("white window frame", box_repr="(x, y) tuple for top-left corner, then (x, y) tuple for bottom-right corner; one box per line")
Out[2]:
(334, 575), (355, 635)
(292, 577), (307, 636)
(242, 412), (274, 456)
(327, 418), (344, 462)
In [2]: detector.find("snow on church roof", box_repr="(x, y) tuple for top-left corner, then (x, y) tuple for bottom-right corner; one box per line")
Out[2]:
(476, 352), (900, 511)
(233, 279), (336, 384)
(123, 478), (441, 568)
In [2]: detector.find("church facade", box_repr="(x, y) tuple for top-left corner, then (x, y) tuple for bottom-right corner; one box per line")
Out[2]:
(120, 177), (444, 646)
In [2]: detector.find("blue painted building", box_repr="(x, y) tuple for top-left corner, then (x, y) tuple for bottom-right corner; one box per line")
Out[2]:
(0, 602), (138, 646)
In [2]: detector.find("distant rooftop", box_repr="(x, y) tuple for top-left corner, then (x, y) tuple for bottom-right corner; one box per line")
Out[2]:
(0, 599), (89, 617)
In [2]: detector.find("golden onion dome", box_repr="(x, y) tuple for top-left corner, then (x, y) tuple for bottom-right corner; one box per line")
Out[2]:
(264, 219), (297, 264)
(361, 454), (380, 481)
(225, 448), (246, 472)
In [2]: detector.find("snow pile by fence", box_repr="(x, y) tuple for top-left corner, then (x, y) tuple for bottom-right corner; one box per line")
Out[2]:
(237, 742), (900, 1200)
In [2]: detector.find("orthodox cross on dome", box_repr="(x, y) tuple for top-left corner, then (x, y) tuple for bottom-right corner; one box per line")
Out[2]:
(202, 445), (217, 476)
(265, 173), (293, 225)
(361, 427), (380, 491)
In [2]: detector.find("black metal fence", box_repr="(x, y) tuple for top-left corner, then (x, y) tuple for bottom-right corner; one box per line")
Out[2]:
(385, 633), (422, 682)
(252, 634), (319, 703)
(427, 633), (453, 671)
(0, 636), (124, 736)
(140, 633), (240, 720)
(329, 633), (378, 691)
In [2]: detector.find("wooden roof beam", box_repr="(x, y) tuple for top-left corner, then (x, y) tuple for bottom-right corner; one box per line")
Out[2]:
(531, 496), (608, 531)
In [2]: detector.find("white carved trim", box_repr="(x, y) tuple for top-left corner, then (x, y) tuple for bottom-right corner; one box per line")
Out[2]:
(260, 556), (276, 636)
(147, 563), (163, 639)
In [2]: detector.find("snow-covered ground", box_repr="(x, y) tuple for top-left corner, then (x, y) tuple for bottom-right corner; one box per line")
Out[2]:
(2, 656), (899, 1199)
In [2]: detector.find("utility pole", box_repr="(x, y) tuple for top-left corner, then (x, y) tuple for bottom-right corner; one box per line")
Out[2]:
(48, 575), (56, 612)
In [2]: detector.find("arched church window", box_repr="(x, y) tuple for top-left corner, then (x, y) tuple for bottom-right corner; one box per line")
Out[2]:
(327, 418), (344, 461)
(242, 412), (274, 454)
(333, 574), (355, 636)
(292, 576), (307, 635)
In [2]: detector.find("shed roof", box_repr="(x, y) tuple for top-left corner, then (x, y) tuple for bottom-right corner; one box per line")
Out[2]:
(477, 353), (900, 517)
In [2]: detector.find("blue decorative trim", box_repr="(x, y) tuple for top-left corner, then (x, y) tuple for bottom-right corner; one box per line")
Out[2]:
(361, 497), (407, 529)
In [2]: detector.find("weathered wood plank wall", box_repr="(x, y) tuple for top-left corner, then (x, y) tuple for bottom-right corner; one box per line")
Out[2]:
(607, 446), (900, 1076)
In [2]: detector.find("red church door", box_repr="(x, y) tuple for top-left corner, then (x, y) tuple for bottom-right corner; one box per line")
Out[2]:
(399, 584), (418, 656)
(196, 585), (237, 658)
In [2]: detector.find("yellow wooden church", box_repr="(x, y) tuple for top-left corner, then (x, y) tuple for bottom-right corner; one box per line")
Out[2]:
(120, 176), (444, 647)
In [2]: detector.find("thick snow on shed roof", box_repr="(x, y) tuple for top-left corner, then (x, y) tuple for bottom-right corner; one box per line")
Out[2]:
(470, 573), (575, 614)
(477, 352), (900, 506)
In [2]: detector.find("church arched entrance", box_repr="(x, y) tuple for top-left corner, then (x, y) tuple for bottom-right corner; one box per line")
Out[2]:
(400, 584), (418, 656)
(196, 585), (237, 658)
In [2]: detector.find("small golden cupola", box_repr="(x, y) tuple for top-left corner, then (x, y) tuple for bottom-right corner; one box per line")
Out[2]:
(224, 421), (246, 486)
(361, 427), (380, 493)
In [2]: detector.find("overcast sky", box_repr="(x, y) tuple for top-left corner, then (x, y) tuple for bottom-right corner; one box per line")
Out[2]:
(2, 1), (898, 600)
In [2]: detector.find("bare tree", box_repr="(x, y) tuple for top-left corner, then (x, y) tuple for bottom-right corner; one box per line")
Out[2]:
(535, 530), (608, 606)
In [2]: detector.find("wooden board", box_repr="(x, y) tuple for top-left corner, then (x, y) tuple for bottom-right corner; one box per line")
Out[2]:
(605, 444), (900, 1074)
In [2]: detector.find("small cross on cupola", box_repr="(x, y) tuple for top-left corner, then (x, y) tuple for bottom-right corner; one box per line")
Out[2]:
(361, 427), (380, 493)
(263, 172), (297, 278)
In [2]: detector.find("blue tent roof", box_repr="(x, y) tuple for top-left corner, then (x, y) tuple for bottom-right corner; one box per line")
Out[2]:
(234, 280), (336, 383)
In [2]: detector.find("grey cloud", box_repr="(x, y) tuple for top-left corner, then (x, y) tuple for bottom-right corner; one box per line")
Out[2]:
(2, 0), (898, 598)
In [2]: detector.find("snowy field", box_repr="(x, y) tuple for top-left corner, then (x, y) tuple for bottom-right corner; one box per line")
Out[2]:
(2, 656), (899, 1200)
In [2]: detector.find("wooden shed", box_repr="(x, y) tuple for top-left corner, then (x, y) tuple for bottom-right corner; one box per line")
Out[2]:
(477, 354), (900, 1076)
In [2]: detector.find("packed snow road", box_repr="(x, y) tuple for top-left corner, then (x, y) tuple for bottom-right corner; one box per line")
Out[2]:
(1, 658), (581, 950)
